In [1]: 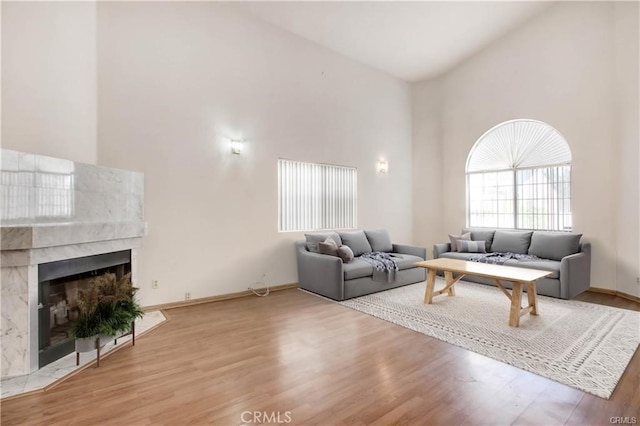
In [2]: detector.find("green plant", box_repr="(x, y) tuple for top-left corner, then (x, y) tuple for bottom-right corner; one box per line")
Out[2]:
(71, 272), (143, 339)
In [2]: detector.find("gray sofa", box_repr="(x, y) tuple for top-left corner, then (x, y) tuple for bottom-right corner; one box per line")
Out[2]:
(433, 228), (591, 299)
(296, 229), (426, 301)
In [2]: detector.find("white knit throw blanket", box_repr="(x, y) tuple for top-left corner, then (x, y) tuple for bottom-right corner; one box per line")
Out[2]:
(359, 252), (399, 283)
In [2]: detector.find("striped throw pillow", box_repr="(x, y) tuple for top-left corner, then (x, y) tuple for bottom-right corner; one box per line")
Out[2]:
(457, 240), (487, 253)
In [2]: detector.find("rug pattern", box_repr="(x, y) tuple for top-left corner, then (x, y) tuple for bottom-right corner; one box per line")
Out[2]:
(339, 280), (640, 399)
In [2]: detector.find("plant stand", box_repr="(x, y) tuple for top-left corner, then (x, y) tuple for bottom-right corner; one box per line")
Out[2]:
(75, 321), (136, 367)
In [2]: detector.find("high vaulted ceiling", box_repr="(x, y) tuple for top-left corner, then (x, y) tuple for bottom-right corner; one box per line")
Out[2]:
(230, 1), (554, 82)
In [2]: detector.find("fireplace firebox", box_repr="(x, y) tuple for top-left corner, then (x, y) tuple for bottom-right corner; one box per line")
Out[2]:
(38, 250), (132, 368)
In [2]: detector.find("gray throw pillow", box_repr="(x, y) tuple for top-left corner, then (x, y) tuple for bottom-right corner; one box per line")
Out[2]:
(490, 230), (533, 254)
(457, 240), (486, 253)
(449, 232), (471, 252)
(463, 228), (496, 252)
(337, 245), (354, 263)
(318, 237), (339, 257)
(364, 229), (393, 252)
(338, 230), (372, 257)
(528, 232), (582, 261)
(305, 232), (342, 253)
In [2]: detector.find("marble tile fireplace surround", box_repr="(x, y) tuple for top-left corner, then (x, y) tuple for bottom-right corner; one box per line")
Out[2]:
(1, 149), (146, 378)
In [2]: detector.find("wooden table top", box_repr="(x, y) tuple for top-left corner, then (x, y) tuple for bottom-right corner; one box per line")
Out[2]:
(415, 258), (553, 283)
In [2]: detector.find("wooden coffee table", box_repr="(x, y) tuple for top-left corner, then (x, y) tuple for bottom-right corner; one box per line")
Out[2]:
(415, 258), (553, 327)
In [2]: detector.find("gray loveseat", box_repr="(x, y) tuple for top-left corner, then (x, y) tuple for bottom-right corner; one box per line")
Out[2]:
(296, 229), (426, 301)
(433, 228), (591, 299)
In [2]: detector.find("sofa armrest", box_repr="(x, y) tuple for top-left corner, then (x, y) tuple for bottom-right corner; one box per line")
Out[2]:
(392, 244), (426, 260)
(560, 242), (591, 299)
(433, 243), (451, 259)
(295, 242), (344, 300)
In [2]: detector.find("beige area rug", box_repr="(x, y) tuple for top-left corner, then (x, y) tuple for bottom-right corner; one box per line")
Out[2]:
(338, 279), (640, 399)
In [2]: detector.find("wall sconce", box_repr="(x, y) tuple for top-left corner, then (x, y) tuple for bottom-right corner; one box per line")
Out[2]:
(377, 160), (388, 174)
(231, 139), (243, 155)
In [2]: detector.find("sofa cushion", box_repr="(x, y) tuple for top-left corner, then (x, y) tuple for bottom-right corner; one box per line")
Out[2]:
(390, 253), (424, 270)
(490, 230), (533, 254)
(528, 232), (582, 261)
(463, 229), (496, 252)
(305, 232), (342, 253)
(337, 245), (354, 263)
(503, 259), (560, 279)
(439, 251), (487, 262)
(318, 237), (338, 257)
(339, 231), (372, 257)
(449, 232), (471, 252)
(343, 258), (374, 280)
(457, 240), (487, 253)
(364, 229), (393, 252)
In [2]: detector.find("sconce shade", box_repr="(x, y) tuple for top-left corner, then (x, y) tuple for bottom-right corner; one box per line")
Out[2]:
(231, 139), (243, 155)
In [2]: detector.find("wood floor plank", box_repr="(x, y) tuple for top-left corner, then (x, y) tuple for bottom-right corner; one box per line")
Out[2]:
(1, 288), (638, 425)
(514, 380), (585, 425)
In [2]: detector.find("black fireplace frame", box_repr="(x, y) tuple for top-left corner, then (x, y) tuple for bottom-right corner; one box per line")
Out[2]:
(38, 250), (132, 368)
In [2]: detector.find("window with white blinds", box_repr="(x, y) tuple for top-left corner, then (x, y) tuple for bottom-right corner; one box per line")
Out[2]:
(278, 159), (357, 232)
(466, 120), (572, 231)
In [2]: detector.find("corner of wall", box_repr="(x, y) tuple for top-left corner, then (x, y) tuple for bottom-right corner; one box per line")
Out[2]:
(410, 78), (444, 256)
(612, 1), (640, 297)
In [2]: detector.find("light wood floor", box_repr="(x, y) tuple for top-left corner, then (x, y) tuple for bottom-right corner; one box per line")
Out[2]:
(2, 289), (639, 425)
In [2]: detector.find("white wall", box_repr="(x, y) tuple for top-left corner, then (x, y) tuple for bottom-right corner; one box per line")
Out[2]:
(613, 2), (640, 297)
(1, 2), (97, 164)
(96, 3), (413, 305)
(413, 2), (638, 292)
(6, 1), (634, 302)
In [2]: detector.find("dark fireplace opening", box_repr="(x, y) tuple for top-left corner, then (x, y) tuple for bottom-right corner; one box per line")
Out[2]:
(38, 250), (131, 368)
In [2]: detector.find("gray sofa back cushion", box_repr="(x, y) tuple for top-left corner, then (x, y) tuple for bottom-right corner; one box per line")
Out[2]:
(528, 232), (582, 261)
(490, 230), (533, 254)
(339, 230), (373, 257)
(463, 229), (496, 252)
(364, 229), (393, 252)
(305, 232), (342, 253)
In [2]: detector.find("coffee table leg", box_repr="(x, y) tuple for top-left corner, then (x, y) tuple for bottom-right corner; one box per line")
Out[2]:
(527, 282), (538, 315)
(424, 268), (436, 304)
(444, 271), (455, 296)
(509, 282), (523, 327)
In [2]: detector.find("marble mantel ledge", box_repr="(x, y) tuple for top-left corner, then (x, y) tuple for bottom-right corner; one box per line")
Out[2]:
(1, 221), (147, 250)
(0, 237), (145, 268)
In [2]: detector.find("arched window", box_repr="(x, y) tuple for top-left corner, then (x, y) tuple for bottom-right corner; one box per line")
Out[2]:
(466, 119), (572, 231)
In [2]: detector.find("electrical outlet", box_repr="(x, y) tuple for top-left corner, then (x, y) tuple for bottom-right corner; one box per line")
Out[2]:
(636, 277), (640, 285)
(151, 280), (159, 289)
(185, 292), (191, 300)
